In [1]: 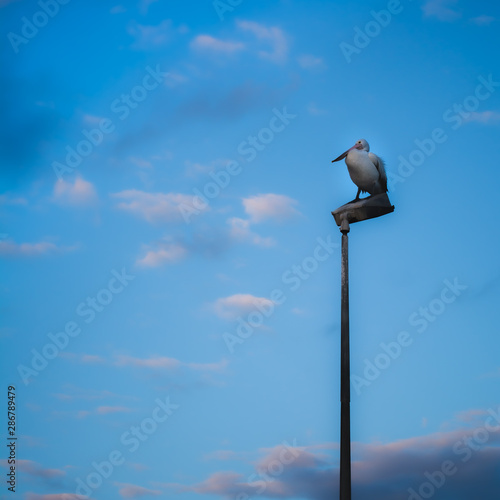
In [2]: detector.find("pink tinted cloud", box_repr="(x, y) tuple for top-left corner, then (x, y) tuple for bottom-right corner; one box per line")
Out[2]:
(117, 483), (162, 498)
(242, 193), (300, 223)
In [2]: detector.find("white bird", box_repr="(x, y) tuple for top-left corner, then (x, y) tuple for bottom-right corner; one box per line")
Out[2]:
(332, 139), (388, 201)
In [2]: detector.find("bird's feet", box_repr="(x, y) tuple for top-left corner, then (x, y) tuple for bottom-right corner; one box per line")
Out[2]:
(347, 194), (373, 204)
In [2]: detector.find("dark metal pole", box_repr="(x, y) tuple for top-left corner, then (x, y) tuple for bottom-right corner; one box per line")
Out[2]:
(332, 194), (394, 498)
(339, 217), (351, 500)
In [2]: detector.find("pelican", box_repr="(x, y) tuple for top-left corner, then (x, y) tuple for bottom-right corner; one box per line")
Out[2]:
(332, 139), (387, 201)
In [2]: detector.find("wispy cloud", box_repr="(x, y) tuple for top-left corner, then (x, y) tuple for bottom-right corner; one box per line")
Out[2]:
(53, 176), (97, 206)
(242, 193), (300, 223)
(463, 110), (500, 124)
(129, 156), (153, 169)
(0, 239), (75, 257)
(470, 15), (495, 25)
(115, 355), (182, 369)
(191, 34), (245, 54)
(57, 407), (134, 418)
(136, 241), (187, 267)
(307, 102), (327, 116)
(213, 294), (274, 320)
(226, 193), (300, 247)
(52, 384), (133, 402)
(128, 20), (173, 50)
(114, 354), (228, 374)
(139, 0), (159, 15)
(297, 54), (325, 69)
(0, 0), (21, 6)
(0, 460), (65, 479)
(237, 21), (288, 63)
(110, 5), (126, 14)
(26, 495), (87, 500)
(422, 0), (461, 22)
(227, 217), (275, 247)
(0, 193), (28, 205)
(117, 483), (162, 498)
(184, 158), (231, 178)
(186, 359), (229, 373)
(112, 190), (202, 223)
(96, 405), (133, 415)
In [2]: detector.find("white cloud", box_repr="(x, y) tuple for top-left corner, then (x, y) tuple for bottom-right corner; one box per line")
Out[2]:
(114, 355), (182, 369)
(53, 176), (97, 206)
(242, 193), (300, 223)
(112, 189), (202, 223)
(225, 194), (299, 247)
(113, 354), (228, 374)
(422, 0), (461, 21)
(470, 15), (495, 25)
(237, 21), (288, 63)
(191, 34), (245, 54)
(227, 217), (274, 247)
(136, 242), (187, 267)
(463, 110), (500, 124)
(213, 294), (275, 320)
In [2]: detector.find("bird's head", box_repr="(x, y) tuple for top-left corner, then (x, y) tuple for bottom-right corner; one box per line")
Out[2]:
(331, 138), (370, 163)
(356, 139), (370, 152)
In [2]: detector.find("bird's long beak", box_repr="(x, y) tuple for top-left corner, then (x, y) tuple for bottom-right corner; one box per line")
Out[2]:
(331, 144), (361, 163)
(331, 150), (349, 163)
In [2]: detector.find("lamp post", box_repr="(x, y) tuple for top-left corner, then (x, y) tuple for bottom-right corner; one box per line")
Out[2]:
(332, 193), (395, 500)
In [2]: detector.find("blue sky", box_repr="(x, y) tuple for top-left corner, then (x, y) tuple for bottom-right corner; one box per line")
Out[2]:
(1, 0), (500, 499)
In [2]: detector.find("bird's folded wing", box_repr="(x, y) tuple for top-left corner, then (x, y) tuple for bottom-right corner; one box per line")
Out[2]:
(368, 152), (388, 192)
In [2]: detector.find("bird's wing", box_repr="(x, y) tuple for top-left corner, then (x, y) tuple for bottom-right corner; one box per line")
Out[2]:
(368, 152), (388, 192)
